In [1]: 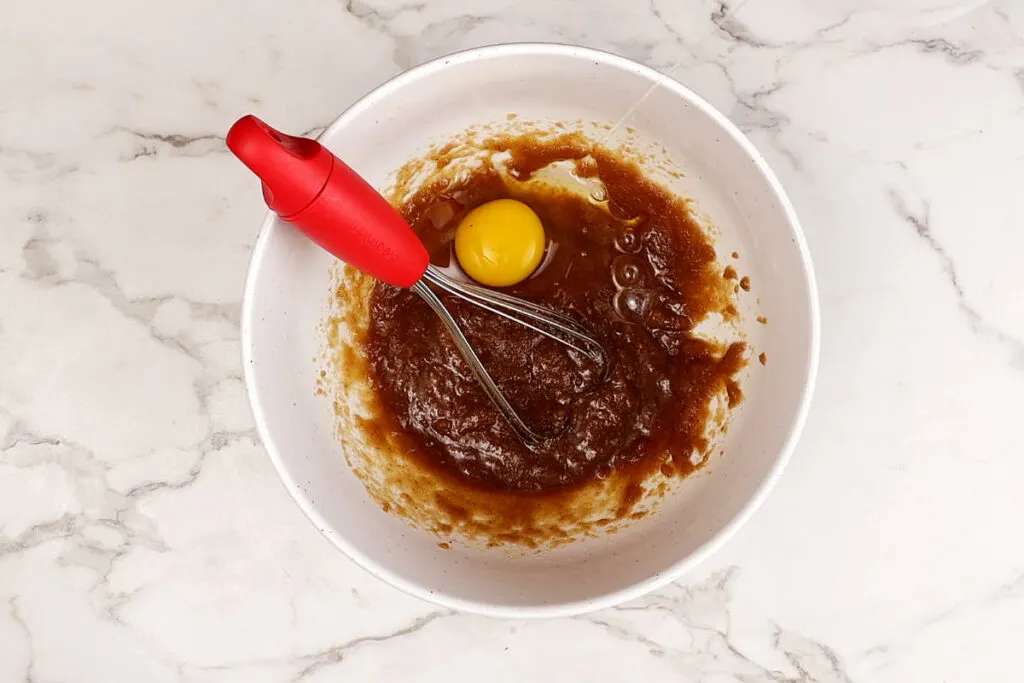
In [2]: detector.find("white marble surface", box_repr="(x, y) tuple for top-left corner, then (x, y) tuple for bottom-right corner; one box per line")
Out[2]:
(2, 0), (1024, 680)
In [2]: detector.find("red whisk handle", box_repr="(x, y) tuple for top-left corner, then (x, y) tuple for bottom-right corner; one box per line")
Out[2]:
(227, 115), (429, 288)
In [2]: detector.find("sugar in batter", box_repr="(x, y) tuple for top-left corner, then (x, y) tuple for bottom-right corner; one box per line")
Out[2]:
(363, 133), (746, 495)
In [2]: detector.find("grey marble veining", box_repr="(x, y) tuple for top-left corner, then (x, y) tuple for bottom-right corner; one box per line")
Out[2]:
(2, 0), (1023, 680)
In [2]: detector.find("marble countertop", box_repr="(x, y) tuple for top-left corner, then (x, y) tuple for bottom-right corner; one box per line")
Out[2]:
(3, 0), (1023, 680)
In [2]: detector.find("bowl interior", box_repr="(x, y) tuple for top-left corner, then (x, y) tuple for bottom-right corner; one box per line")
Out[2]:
(243, 45), (817, 616)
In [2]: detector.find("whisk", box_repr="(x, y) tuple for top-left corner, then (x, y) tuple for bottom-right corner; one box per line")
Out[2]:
(227, 116), (607, 443)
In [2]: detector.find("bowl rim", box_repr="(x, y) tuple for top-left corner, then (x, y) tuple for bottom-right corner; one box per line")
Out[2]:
(241, 42), (821, 618)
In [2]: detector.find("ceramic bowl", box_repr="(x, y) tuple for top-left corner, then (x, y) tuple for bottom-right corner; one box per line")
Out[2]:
(242, 44), (819, 617)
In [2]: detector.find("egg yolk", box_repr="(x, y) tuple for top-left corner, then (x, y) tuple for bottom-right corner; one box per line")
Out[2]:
(454, 199), (545, 287)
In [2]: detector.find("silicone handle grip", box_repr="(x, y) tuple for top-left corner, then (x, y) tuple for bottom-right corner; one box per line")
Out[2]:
(226, 115), (429, 288)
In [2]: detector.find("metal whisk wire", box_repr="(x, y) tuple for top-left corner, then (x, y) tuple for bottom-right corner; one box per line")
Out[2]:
(412, 265), (607, 444)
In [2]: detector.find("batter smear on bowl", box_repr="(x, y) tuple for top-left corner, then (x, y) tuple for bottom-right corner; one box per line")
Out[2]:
(326, 129), (748, 546)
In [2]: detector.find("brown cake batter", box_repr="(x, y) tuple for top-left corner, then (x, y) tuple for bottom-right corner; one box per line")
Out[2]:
(361, 133), (746, 497)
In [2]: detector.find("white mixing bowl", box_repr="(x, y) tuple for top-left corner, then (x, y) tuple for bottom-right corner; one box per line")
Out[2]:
(242, 44), (819, 617)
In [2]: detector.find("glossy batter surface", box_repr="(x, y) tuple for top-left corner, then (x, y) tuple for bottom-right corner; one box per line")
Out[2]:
(363, 134), (745, 495)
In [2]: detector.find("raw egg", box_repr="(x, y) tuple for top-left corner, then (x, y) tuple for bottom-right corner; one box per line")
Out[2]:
(454, 199), (545, 287)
